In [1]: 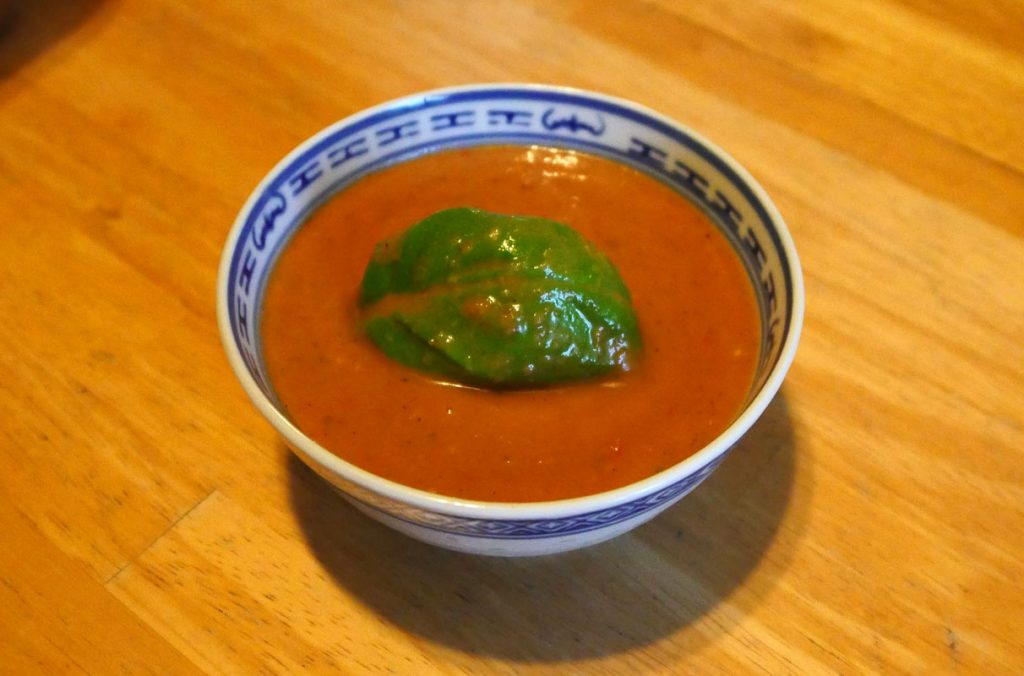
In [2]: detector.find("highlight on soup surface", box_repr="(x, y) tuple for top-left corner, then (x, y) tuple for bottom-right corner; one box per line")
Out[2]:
(261, 144), (760, 502)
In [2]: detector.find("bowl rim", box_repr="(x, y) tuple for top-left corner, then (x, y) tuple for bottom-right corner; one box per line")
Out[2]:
(217, 82), (804, 520)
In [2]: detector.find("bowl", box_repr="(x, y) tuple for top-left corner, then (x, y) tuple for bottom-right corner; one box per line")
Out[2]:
(217, 84), (803, 556)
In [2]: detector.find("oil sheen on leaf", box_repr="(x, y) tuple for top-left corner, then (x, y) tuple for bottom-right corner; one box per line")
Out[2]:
(358, 208), (641, 388)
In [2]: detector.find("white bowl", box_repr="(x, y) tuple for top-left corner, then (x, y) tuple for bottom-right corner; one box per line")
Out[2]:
(217, 84), (804, 556)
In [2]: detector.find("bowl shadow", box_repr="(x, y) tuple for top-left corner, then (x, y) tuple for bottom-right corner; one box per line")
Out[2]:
(286, 394), (800, 663)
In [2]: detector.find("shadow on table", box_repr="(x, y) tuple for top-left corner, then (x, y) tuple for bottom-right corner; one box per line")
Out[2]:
(0, 0), (110, 84)
(287, 394), (802, 663)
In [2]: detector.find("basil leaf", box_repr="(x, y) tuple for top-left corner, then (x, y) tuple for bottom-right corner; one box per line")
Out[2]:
(359, 208), (641, 387)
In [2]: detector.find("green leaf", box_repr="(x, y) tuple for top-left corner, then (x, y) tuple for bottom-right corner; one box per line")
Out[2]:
(358, 207), (641, 388)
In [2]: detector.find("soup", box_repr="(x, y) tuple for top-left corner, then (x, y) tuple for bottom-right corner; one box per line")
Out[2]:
(262, 145), (759, 502)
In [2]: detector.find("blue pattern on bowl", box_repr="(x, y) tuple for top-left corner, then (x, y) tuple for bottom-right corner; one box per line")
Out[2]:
(344, 456), (724, 539)
(219, 85), (801, 553)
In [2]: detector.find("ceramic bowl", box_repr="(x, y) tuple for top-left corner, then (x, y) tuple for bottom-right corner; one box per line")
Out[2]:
(217, 84), (803, 556)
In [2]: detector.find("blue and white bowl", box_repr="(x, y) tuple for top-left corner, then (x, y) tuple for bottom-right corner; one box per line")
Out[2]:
(217, 84), (804, 556)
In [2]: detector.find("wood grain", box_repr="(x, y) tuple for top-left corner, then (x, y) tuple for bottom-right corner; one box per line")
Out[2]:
(1, 0), (1021, 672)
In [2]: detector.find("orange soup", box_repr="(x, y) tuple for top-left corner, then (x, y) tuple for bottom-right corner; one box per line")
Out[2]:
(262, 145), (759, 502)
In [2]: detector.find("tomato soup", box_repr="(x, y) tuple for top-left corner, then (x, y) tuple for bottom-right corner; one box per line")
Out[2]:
(262, 145), (759, 502)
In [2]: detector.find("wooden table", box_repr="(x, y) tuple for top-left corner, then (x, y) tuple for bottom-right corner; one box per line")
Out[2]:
(2, 1), (1021, 673)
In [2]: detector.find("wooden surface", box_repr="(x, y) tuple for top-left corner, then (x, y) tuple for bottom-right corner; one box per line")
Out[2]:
(1, 1), (1022, 673)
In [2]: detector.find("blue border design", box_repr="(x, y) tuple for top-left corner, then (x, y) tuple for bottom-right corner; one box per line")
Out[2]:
(349, 456), (724, 539)
(223, 88), (796, 541)
(227, 88), (795, 372)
